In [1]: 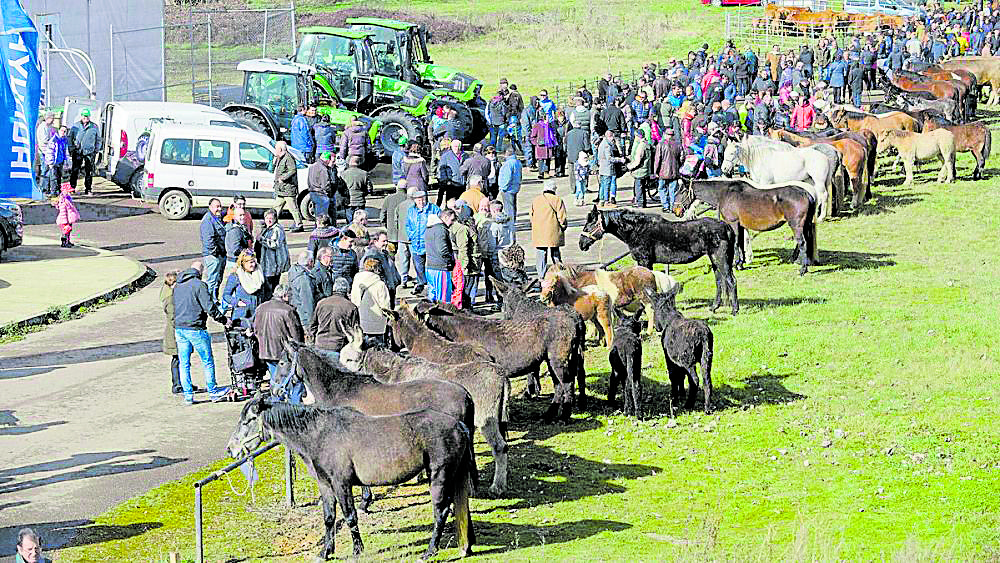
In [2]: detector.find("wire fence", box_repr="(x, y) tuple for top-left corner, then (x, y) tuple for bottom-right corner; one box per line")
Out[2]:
(109, 5), (296, 103)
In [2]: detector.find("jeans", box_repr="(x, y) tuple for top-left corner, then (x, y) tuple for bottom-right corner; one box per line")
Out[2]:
(521, 137), (535, 168)
(537, 157), (550, 177)
(309, 192), (330, 219)
(266, 359), (305, 403)
(852, 88), (862, 108)
(501, 191), (518, 242)
(175, 328), (220, 400)
(536, 247), (562, 280)
(46, 165), (63, 196)
(633, 177), (647, 207)
(463, 274), (479, 308)
(599, 175), (617, 202)
(412, 252), (427, 286)
(394, 242), (411, 283)
(489, 125), (506, 152)
(272, 196), (303, 227)
(203, 254), (224, 304)
(658, 178), (679, 210)
(575, 177), (588, 200)
(483, 258), (499, 302)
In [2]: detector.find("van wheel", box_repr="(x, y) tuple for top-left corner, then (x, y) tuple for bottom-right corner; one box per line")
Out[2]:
(159, 190), (191, 220)
(299, 194), (314, 222)
(128, 168), (144, 196)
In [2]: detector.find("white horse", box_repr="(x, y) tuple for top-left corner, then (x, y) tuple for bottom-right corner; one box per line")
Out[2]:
(752, 135), (846, 217)
(722, 136), (833, 222)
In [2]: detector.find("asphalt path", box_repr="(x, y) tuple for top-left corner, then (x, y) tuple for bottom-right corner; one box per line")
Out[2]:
(0, 168), (628, 557)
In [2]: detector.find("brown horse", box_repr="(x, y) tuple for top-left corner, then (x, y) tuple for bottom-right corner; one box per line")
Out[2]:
(922, 65), (978, 119)
(829, 108), (920, 136)
(540, 271), (616, 348)
(770, 128), (869, 213)
(684, 179), (818, 275)
(922, 120), (992, 180)
(939, 57), (1000, 105)
(890, 74), (963, 113)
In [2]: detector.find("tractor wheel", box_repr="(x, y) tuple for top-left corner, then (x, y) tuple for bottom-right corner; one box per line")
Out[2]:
(431, 95), (478, 147)
(378, 109), (426, 156)
(469, 107), (489, 146)
(227, 109), (270, 137)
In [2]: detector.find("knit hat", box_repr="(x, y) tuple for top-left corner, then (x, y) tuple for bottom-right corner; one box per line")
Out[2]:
(60, 181), (73, 194)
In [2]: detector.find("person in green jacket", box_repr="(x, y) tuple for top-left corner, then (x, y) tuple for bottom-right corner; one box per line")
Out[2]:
(271, 141), (304, 233)
(627, 128), (653, 208)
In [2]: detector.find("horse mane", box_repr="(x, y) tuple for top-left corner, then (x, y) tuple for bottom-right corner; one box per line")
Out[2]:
(261, 401), (359, 434)
(600, 208), (658, 241)
(300, 346), (378, 387)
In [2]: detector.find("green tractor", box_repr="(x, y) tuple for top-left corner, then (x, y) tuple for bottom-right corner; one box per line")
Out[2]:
(293, 27), (481, 152)
(220, 58), (384, 167)
(344, 17), (485, 108)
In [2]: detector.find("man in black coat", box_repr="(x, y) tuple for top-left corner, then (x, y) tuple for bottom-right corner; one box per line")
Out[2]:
(328, 229), (360, 288)
(423, 210), (455, 303)
(602, 100), (627, 152)
(565, 125), (591, 168)
(848, 60), (866, 107)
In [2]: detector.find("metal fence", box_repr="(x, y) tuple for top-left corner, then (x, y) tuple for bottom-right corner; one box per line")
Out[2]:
(109, 6), (296, 103)
(725, 0), (904, 55)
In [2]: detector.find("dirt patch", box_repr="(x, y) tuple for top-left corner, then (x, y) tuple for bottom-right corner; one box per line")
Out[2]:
(298, 9), (487, 44)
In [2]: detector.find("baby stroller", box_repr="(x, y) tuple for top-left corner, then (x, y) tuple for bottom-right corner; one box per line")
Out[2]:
(224, 324), (266, 400)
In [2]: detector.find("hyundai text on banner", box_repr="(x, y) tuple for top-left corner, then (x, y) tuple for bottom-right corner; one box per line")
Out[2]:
(0, 0), (42, 200)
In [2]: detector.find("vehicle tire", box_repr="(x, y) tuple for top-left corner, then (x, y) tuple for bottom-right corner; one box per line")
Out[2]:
(470, 107), (489, 145)
(227, 109), (270, 137)
(159, 189), (192, 220)
(127, 167), (143, 195)
(378, 109), (426, 156)
(299, 193), (314, 222)
(0, 232), (6, 262)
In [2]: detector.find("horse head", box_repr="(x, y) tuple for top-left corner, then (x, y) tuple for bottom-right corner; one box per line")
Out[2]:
(227, 395), (270, 460)
(578, 205), (605, 251)
(644, 283), (684, 331)
(338, 320), (365, 372)
(720, 141), (741, 175)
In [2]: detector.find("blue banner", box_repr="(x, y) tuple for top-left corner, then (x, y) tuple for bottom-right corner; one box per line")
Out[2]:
(0, 0), (41, 200)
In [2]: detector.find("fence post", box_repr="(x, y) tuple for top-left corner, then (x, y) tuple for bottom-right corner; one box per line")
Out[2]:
(207, 17), (213, 104)
(194, 484), (204, 563)
(284, 445), (295, 507)
(109, 23), (114, 101)
(161, 22), (167, 101)
(289, 1), (298, 51)
(262, 9), (269, 58)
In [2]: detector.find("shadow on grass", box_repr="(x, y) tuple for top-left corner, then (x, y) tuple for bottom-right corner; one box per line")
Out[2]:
(860, 187), (928, 215)
(713, 373), (807, 410)
(0, 519), (162, 556)
(383, 518), (632, 558)
(753, 248), (896, 273)
(474, 440), (659, 513)
(683, 296), (828, 312)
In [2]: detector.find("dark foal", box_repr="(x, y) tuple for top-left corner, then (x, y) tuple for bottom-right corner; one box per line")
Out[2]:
(646, 286), (714, 415)
(228, 399), (476, 560)
(608, 307), (645, 418)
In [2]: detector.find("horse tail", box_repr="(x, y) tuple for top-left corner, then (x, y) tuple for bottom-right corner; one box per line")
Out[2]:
(984, 124), (993, 163)
(700, 330), (714, 413)
(453, 424), (477, 555)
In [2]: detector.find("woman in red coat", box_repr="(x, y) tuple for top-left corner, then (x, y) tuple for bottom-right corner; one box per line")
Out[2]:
(529, 113), (556, 180)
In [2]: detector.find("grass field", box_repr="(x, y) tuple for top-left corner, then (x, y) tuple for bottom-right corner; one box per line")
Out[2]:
(59, 1), (1000, 561)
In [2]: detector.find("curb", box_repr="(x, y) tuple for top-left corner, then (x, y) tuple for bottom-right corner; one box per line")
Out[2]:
(0, 239), (155, 335)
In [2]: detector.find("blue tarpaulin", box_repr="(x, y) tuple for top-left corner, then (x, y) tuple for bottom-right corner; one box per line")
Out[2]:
(0, 0), (41, 200)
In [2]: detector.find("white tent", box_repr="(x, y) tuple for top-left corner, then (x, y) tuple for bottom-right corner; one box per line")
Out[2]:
(21, 0), (164, 105)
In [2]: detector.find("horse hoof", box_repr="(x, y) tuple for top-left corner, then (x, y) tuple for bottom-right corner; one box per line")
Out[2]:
(799, 266), (808, 276)
(420, 548), (439, 561)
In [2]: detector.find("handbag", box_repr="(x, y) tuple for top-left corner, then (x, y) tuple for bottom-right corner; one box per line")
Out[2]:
(679, 154), (701, 177)
(231, 339), (256, 373)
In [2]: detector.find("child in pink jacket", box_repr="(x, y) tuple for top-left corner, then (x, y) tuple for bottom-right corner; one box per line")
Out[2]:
(53, 182), (81, 247)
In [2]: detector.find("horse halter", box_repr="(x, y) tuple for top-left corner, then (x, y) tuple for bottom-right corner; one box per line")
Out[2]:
(580, 215), (605, 241)
(271, 348), (300, 402)
(234, 409), (267, 459)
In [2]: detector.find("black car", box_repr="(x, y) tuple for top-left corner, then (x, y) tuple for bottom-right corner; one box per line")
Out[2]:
(0, 198), (24, 260)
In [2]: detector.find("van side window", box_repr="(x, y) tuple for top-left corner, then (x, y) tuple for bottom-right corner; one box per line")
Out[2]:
(160, 138), (193, 165)
(193, 139), (230, 168)
(239, 142), (273, 171)
(210, 120), (241, 128)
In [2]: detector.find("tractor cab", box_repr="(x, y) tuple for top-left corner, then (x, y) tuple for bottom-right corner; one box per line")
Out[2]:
(345, 17), (483, 106)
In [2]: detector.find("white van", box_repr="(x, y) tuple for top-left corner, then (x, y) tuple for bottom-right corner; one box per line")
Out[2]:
(95, 101), (241, 194)
(141, 123), (310, 220)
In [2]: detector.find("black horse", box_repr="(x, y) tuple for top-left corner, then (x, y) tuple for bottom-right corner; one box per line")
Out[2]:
(276, 340), (477, 510)
(228, 399), (477, 560)
(579, 206), (739, 315)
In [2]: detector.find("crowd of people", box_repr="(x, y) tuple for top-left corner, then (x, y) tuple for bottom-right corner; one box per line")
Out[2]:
(153, 0), (996, 402)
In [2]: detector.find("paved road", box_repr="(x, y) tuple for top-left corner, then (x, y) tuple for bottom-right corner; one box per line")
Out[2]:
(0, 168), (629, 556)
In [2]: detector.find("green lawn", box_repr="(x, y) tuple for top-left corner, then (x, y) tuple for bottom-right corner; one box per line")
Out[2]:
(57, 126), (1000, 560)
(58, 1), (1000, 560)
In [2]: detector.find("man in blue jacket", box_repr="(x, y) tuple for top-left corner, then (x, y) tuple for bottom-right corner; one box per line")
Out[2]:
(497, 148), (522, 243)
(291, 106), (315, 164)
(827, 54), (848, 104)
(405, 190), (440, 295)
(199, 198), (227, 302)
(173, 261), (231, 404)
